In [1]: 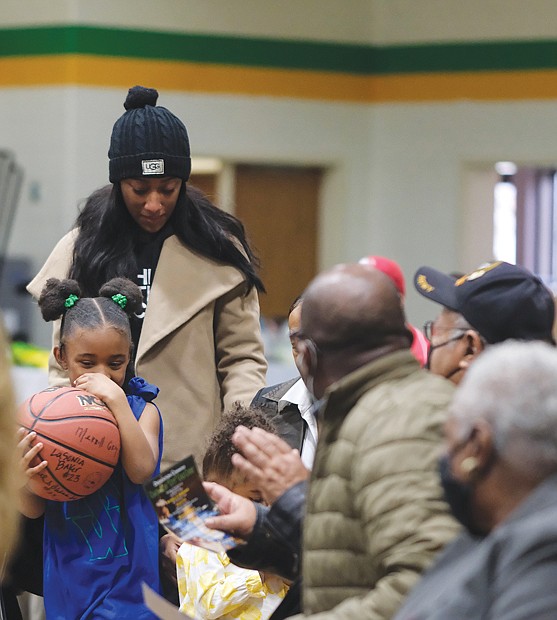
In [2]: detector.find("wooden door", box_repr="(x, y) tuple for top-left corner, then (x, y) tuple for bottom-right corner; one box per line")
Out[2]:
(188, 173), (217, 201)
(234, 164), (322, 318)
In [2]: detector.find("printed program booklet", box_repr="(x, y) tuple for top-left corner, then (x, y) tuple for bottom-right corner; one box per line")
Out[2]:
(144, 455), (240, 553)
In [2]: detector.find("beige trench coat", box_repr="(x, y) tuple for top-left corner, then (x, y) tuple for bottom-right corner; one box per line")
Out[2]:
(27, 230), (268, 467)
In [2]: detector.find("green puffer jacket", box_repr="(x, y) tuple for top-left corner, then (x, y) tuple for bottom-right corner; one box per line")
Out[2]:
(295, 350), (460, 619)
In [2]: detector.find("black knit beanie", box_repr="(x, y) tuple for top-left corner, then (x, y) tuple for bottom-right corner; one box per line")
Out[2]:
(108, 85), (191, 183)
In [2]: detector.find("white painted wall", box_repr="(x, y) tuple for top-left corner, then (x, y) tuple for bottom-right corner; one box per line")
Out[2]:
(2, 0), (374, 42)
(369, 99), (557, 324)
(5, 0), (557, 344)
(6, 0), (557, 44)
(370, 0), (557, 43)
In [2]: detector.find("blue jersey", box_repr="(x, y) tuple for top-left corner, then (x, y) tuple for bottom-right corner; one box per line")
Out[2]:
(43, 377), (163, 620)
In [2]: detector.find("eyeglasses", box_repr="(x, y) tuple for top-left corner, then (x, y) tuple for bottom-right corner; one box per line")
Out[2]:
(423, 320), (435, 343)
(423, 320), (467, 348)
(289, 329), (302, 347)
(290, 331), (355, 355)
(289, 330), (320, 364)
(290, 330), (317, 349)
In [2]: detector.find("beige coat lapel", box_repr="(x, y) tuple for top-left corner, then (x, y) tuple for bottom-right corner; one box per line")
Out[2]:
(136, 235), (246, 362)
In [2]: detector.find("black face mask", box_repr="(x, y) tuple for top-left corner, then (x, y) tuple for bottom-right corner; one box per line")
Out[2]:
(438, 454), (486, 537)
(425, 333), (466, 379)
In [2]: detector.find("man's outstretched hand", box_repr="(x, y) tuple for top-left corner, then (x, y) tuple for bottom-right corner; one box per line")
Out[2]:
(231, 426), (310, 504)
(204, 481), (257, 538)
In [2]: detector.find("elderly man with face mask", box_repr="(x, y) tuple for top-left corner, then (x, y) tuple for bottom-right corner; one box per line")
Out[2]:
(205, 263), (460, 619)
(394, 340), (557, 619)
(414, 261), (555, 383)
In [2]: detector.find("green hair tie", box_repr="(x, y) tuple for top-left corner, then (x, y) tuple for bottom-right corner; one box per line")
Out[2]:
(64, 294), (79, 309)
(111, 293), (128, 309)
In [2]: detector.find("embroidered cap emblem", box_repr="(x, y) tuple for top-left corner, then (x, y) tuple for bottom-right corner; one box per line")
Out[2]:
(142, 159), (165, 175)
(417, 274), (434, 293)
(455, 261), (502, 287)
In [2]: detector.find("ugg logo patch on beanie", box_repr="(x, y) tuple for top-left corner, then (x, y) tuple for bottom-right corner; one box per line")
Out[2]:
(142, 159), (165, 175)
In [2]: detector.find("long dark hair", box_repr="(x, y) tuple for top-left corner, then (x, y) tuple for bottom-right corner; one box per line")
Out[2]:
(69, 182), (264, 297)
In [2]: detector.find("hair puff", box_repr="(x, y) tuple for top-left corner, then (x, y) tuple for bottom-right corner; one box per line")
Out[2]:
(99, 277), (143, 316)
(38, 278), (82, 322)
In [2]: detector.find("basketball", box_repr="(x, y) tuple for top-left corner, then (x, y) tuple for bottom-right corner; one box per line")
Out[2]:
(18, 386), (121, 502)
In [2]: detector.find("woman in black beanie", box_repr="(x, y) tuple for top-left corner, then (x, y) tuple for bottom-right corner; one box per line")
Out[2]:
(28, 86), (267, 469)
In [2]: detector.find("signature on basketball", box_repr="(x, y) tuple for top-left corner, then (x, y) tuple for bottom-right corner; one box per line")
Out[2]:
(75, 426), (119, 452)
(51, 448), (84, 473)
(36, 470), (78, 500)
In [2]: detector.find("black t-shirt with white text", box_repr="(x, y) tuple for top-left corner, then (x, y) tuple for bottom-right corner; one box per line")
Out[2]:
(129, 222), (174, 358)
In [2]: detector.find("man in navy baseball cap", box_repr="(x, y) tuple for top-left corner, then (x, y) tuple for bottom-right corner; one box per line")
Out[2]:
(414, 261), (555, 384)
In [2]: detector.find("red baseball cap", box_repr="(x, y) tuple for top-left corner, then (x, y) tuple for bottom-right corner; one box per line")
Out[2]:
(359, 255), (406, 297)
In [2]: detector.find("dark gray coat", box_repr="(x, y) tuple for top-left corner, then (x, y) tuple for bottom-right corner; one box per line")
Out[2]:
(394, 473), (557, 620)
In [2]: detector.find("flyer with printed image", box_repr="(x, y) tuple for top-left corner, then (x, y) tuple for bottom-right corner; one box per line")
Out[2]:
(143, 455), (240, 553)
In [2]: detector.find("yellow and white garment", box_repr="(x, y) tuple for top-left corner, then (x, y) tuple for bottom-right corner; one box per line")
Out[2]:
(176, 542), (288, 619)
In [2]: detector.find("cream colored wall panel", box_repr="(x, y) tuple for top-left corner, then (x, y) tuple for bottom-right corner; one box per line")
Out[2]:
(0, 87), (79, 347)
(459, 165), (498, 272)
(370, 0), (557, 44)
(5, 0), (557, 47)
(369, 99), (557, 328)
(75, 0), (373, 43)
(2, 0), (74, 25)
(1, 0), (374, 44)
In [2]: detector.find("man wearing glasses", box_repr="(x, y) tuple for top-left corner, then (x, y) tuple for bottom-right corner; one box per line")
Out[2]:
(414, 261), (555, 384)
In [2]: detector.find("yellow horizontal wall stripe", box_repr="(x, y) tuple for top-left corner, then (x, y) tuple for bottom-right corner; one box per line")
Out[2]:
(373, 69), (557, 102)
(2, 55), (557, 103)
(0, 55), (371, 102)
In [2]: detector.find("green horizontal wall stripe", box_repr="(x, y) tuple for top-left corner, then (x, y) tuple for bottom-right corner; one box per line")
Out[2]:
(372, 40), (557, 74)
(2, 25), (557, 75)
(0, 26), (373, 74)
